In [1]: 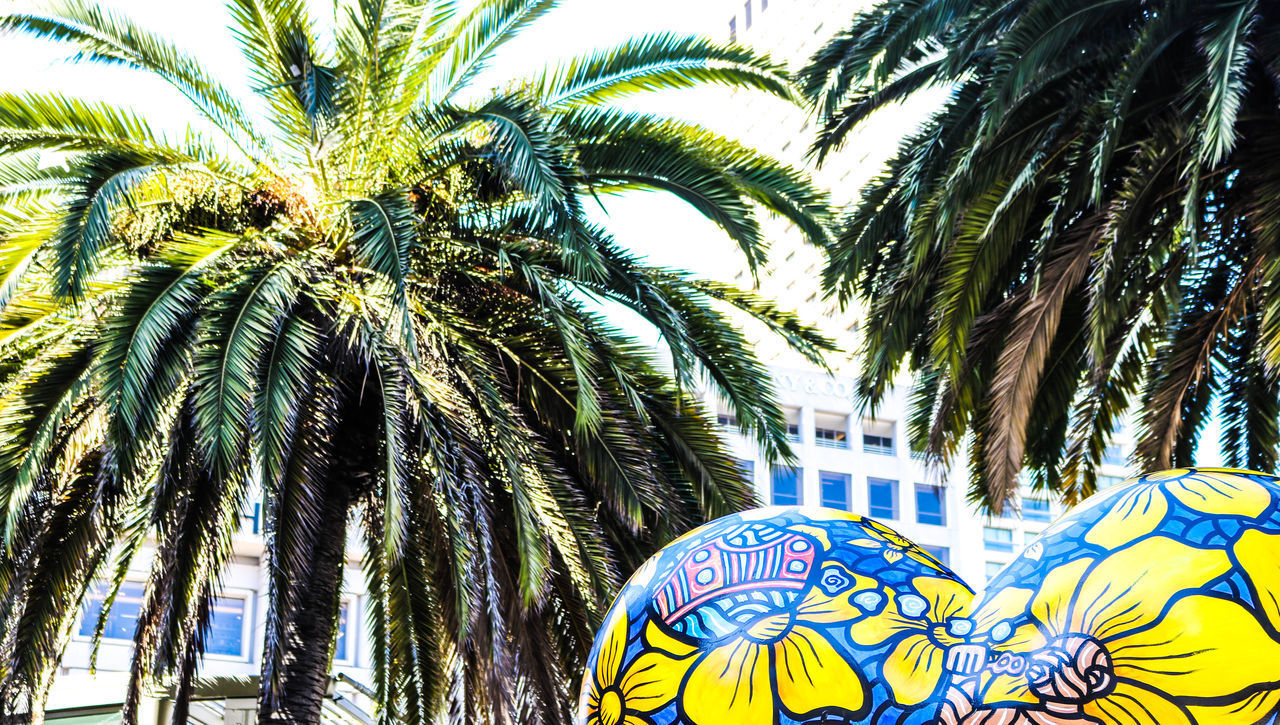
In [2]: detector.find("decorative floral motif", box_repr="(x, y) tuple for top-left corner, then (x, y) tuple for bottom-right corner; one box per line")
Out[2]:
(957, 535), (1280, 723)
(848, 518), (948, 571)
(577, 469), (1280, 725)
(581, 599), (674, 725)
(638, 561), (879, 725)
(849, 576), (971, 706)
(1080, 468), (1271, 548)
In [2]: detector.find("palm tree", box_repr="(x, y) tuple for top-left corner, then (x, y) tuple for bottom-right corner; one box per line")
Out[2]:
(0, 1), (834, 721)
(800, 0), (1280, 512)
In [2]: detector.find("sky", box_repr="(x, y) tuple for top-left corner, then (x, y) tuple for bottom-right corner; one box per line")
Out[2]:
(1, 0), (747, 277)
(1, 0), (1226, 465)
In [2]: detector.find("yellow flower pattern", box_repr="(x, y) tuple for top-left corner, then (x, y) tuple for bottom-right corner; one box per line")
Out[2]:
(580, 597), (679, 725)
(848, 518), (949, 571)
(849, 576), (970, 706)
(1078, 468), (1271, 548)
(578, 470), (1280, 725)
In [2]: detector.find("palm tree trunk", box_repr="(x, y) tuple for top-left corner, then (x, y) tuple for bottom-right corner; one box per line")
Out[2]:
(257, 470), (354, 724)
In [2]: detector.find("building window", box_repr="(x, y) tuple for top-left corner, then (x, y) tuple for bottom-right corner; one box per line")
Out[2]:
(1102, 444), (1125, 466)
(783, 408), (802, 443)
(743, 0), (752, 28)
(863, 434), (894, 455)
(1025, 531), (1040, 547)
(771, 466), (802, 506)
(915, 484), (946, 526)
(335, 599), (356, 665)
(1023, 497), (1052, 523)
(862, 420), (895, 455)
(735, 459), (755, 485)
(79, 580), (146, 641)
(868, 477), (898, 520)
(814, 426), (847, 448)
(1098, 474), (1125, 489)
(983, 526), (1014, 553)
(206, 596), (249, 659)
(728, 17), (737, 41)
(985, 561), (1004, 582)
(761, 0), (768, 9)
(921, 545), (950, 567)
(814, 412), (848, 449)
(716, 412), (738, 430)
(819, 471), (851, 511)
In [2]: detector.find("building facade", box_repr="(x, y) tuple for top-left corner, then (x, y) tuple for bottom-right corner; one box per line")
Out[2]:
(46, 513), (376, 723)
(708, 0), (1137, 588)
(710, 364), (1135, 590)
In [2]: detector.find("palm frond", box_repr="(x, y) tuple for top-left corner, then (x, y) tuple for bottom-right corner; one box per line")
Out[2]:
(530, 33), (794, 108)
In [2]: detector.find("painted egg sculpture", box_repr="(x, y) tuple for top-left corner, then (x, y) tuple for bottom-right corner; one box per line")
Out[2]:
(577, 469), (1280, 725)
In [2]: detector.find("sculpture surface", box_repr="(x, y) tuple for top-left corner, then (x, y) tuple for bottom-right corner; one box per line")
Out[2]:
(577, 468), (1280, 725)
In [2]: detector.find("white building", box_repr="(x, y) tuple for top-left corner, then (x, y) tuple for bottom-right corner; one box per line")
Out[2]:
(46, 512), (377, 723)
(707, 0), (1137, 588)
(709, 363), (1135, 589)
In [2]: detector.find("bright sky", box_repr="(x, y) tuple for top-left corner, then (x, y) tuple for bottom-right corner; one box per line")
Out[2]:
(2, 0), (746, 275)
(4, 0), (1224, 465)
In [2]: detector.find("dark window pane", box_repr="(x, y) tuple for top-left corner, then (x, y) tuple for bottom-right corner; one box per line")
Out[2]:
(771, 466), (802, 506)
(735, 458), (755, 485)
(863, 433), (894, 455)
(868, 477), (898, 520)
(785, 423), (801, 442)
(815, 426), (848, 449)
(80, 580), (147, 640)
(915, 484), (946, 526)
(728, 17), (737, 41)
(819, 471), (850, 511)
(744, 0), (752, 28)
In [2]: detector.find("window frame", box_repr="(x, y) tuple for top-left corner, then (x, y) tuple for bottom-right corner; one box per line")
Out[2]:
(334, 597), (359, 666)
(202, 589), (256, 663)
(914, 483), (947, 526)
(818, 471), (851, 511)
(1022, 497), (1052, 523)
(983, 526), (1014, 553)
(1102, 444), (1126, 466)
(770, 465), (803, 506)
(867, 477), (899, 520)
(985, 561), (1004, 582)
(921, 545), (950, 567)
(75, 578), (148, 646)
(813, 426), (849, 449)
(862, 433), (895, 456)
(785, 423), (802, 443)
